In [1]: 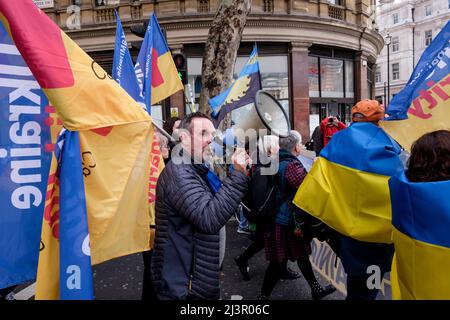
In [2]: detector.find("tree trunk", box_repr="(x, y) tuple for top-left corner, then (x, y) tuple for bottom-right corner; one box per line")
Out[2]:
(199, 0), (252, 120)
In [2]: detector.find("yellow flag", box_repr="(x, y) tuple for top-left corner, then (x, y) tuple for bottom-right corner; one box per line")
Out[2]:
(0, 0), (158, 297)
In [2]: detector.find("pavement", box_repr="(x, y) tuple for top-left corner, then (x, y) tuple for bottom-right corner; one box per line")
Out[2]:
(11, 218), (344, 300)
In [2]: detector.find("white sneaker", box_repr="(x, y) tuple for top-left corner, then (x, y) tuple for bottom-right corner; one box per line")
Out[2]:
(5, 292), (15, 300)
(237, 228), (251, 235)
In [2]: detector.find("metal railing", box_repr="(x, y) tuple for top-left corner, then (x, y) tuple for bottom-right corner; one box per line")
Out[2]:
(328, 5), (344, 20)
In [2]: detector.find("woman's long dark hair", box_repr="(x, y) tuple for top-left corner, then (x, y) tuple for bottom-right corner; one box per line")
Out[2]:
(406, 130), (450, 182)
(163, 116), (181, 136)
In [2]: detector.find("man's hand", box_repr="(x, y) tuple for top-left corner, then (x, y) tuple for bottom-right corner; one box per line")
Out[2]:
(232, 148), (251, 173)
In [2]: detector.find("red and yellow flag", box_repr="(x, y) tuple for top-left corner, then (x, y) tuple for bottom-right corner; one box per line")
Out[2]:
(0, 0), (159, 298)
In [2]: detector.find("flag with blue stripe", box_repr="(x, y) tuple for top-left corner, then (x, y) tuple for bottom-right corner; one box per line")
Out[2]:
(134, 14), (183, 112)
(293, 122), (404, 243)
(389, 173), (450, 299)
(112, 11), (145, 110)
(209, 44), (262, 127)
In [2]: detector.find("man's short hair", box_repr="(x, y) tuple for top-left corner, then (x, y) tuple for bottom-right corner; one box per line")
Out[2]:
(279, 131), (302, 151)
(178, 112), (212, 131)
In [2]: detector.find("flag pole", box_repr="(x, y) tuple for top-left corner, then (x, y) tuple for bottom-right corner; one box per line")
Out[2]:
(152, 121), (177, 143)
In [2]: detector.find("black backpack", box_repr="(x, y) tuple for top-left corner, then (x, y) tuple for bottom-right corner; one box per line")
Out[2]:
(242, 165), (279, 223)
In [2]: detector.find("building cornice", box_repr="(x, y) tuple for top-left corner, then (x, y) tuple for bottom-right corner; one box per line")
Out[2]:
(67, 13), (384, 57)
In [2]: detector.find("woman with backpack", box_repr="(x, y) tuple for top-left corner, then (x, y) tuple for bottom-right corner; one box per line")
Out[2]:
(258, 131), (336, 300)
(235, 135), (301, 281)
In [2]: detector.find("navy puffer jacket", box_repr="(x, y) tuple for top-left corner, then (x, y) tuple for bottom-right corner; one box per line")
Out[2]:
(151, 161), (249, 300)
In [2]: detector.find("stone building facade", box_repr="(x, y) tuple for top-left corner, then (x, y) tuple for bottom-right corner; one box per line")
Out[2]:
(38, 0), (383, 138)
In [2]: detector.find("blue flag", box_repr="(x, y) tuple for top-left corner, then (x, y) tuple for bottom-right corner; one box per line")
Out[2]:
(209, 44), (262, 127)
(386, 21), (450, 120)
(134, 14), (183, 112)
(134, 15), (154, 113)
(112, 11), (145, 109)
(381, 21), (450, 151)
(0, 23), (52, 289)
(58, 130), (93, 300)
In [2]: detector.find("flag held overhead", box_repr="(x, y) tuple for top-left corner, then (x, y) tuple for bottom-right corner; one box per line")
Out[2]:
(209, 44), (262, 127)
(381, 21), (450, 151)
(0, 0), (151, 131)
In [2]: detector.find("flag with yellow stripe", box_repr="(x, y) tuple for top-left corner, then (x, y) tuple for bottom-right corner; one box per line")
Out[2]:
(389, 173), (450, 299)
(0, 0), (157, 298)
(293, 122), (404, 244)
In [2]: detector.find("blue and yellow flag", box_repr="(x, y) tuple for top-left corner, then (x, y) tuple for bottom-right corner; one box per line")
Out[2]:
(389, 173), (450, 299)
(209, 45), (262, 126)
(0, 0), (158, 298)
(293, 122), (404, 244)
(381, 21), (450, 151)
(135, 13), (183, 109)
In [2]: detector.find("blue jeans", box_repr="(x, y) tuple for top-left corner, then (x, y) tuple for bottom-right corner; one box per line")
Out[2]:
(238, 206), (248, 230)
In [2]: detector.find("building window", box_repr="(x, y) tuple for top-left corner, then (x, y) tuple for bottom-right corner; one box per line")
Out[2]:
(392, 13), (399, 24)
(308, 55), (354, 99)
(375, 66), (381, 83)
(367, 64), (374, 100)
(320, 58), (344, 98)
(308, 57), (320, 98)
(263, 0), (274, 13)
(328, 0), (342, 4)
(345, 60), (354, 98)
(392, 36), (399, 52)
(425, 5), (432, 16)
(448, 0), (450, 9)
(95, 0), (120, 5)
(198, 0), (210, 13)
(392, 63), (400, 80)
(425, 30), (433, 46)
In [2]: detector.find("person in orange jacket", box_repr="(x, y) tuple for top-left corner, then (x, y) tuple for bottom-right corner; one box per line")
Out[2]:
(320, 115), (347, 147)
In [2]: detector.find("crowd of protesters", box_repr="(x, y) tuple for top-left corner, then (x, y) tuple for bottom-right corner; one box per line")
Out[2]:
(136, 99), (450, 301)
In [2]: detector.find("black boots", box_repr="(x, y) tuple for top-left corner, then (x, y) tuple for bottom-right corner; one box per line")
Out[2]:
(280, 267), (301, 280)
(310, 281), (336, 300)
(234, 255), (250, 281)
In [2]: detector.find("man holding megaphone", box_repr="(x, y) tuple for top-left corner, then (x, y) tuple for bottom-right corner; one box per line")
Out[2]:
(151, 112), (251, 300)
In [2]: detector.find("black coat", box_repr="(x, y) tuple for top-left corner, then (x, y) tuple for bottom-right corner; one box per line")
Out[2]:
(311, 126), (324, 156)
(151, 161), (249, 300)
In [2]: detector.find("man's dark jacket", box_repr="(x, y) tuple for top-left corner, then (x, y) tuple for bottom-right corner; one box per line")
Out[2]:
(151, 161), (248, 300)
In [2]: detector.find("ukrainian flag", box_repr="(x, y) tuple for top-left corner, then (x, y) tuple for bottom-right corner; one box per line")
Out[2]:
(0, 0), (157, 298)
(293, 122), (404, 244)
(389, 173), (450, 299)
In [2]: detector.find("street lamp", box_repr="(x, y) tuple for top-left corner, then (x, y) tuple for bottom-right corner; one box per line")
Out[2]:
(385, 32), (392, 106)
